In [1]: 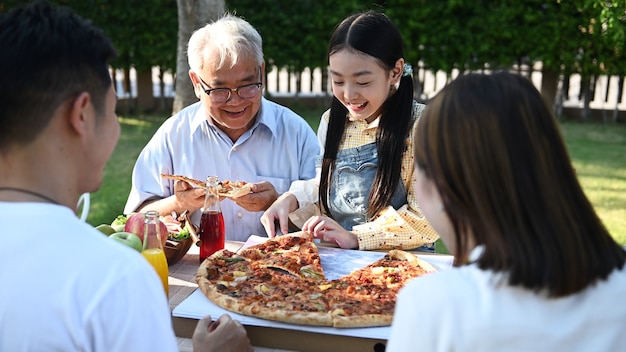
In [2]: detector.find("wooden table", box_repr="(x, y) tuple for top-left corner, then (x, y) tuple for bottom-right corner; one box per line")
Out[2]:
(168, 241), (296, 352)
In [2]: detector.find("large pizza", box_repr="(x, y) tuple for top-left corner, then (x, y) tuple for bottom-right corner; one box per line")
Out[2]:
(195, 233), (436, 328)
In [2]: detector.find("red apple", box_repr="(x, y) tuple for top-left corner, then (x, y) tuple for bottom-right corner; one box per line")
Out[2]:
(124, 212), (168, 247)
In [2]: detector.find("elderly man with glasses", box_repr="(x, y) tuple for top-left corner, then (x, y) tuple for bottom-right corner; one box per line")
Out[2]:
(125, 14), (319, 242)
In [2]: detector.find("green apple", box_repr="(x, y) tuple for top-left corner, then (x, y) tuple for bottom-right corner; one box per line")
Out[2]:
(111, 223), (126, 233)
(95, 224), (116, 236)
(110, 231), (143, 252)
(110, 214), (128, 233)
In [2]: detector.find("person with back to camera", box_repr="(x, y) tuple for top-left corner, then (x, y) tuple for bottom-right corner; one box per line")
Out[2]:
(124, 14), (319, 242)
(0, 1), (251, 351)
(386, 71), (626, 351)
(261, 11), (439, 251)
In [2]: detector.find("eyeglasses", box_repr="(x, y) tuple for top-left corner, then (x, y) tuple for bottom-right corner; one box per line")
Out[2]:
(196, 70), (263, 103)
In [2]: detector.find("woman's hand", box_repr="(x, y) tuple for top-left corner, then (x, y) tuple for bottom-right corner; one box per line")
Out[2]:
(260, 193), (298, 238)
(302, 216), (358, 249)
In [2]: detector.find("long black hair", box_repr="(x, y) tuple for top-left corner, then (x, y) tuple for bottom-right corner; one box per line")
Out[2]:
(415, 71), (626, 297)
(320, 10), (414, 219)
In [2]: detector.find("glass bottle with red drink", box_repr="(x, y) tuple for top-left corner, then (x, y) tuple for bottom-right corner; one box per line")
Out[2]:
(198, 175), (225, 262)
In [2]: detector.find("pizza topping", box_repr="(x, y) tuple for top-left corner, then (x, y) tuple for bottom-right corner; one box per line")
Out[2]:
(309, 293), (322, 300)
(318, 283), (332, 291)
(254, 284), (269, 294)
(301, 267), (324, 278)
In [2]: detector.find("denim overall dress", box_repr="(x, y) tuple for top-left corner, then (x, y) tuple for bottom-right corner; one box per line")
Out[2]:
(327, 141), (407, 230)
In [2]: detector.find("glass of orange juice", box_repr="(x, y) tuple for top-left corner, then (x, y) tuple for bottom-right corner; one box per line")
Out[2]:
(142, 247), (169, 296)
(142, 211), (169, 296)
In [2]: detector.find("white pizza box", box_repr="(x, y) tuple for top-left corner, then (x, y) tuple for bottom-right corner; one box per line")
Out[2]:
(172, 235), (453, 341)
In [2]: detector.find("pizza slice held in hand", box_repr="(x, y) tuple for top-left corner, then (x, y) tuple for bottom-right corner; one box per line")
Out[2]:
(160, 173), (252, 198)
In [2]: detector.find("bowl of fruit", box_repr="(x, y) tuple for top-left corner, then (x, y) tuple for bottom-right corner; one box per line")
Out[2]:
(160, 211), (198, 265)
(104, 210), (198, 266)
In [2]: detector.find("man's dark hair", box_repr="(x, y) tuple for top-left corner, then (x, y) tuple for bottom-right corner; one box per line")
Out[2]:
(0, 0), (117, 150)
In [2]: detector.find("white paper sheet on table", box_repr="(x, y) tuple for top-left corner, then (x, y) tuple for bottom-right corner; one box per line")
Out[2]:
(172, 235), (453, 340)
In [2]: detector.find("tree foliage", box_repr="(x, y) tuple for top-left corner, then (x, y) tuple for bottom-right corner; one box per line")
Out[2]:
(0, 0), (177, 73)
(1, 0), (625, 109)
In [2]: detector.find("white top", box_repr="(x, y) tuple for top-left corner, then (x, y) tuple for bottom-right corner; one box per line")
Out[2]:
(387, 247), (626, 351)
(0, 202), (178, 351)
(124, 98), (319, 241)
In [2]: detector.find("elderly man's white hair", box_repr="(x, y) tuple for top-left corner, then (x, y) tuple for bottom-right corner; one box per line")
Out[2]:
(187, 13), (264, 72)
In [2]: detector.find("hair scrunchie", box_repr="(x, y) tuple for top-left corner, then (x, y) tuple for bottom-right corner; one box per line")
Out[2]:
(403, 63), (413, 77)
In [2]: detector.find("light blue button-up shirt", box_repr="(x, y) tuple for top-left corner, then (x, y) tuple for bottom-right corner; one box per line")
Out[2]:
(124, 98), (319, 241)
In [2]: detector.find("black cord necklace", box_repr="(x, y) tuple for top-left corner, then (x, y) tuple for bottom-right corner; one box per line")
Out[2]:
(0, 186), (61, 205)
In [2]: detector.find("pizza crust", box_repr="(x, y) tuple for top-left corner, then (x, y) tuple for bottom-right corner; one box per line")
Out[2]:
(161, 173), (207, 188)
(388, 249), (438, 273)
(220, 183), (252, 198)
(331, 312), (393, 328)
(249, 305), (333, 327)
(197, 276), (244, 312)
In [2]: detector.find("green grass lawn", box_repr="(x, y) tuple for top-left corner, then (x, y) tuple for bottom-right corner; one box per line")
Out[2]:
(87, 106), (626, 246)
(560, 120), (626, 245)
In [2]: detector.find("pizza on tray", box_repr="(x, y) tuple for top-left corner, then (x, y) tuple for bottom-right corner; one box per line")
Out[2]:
(160, 173), (252, 198)
(195, 232), (437, 328)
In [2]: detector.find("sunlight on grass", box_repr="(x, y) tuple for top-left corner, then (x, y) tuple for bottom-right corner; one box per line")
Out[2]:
(562, 121), (626, 243)
(118, 116), (156, 127)
(574, 173), (626, 243)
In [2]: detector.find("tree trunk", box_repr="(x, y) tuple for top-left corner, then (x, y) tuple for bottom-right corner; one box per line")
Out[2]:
(562, 73), (570, 101)
(173, 0), (226, 114)
(321, 68), (329, 96)
(123, 68), (132, 97)
(581, 76), (591, 121)
(413, 63), (424, 101)
(614, 76), (624, 123)
(158, 67), (167, 112)
(294, 67), (301, 99)
(136, 69), (154, 113)
(540, 68), (559, 115)
(275, 66), (280, 95)
(309, 68), (314, 93)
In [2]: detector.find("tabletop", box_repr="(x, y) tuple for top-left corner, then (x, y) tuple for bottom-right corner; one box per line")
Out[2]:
(168, 241), (294, 352)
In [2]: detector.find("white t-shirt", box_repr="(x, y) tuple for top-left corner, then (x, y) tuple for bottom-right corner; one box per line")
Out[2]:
(0, 202), (178, 351)
(387, 249), (626, 352)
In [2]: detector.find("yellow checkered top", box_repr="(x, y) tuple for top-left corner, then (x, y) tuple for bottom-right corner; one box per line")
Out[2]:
(321, 102), (439, 250)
